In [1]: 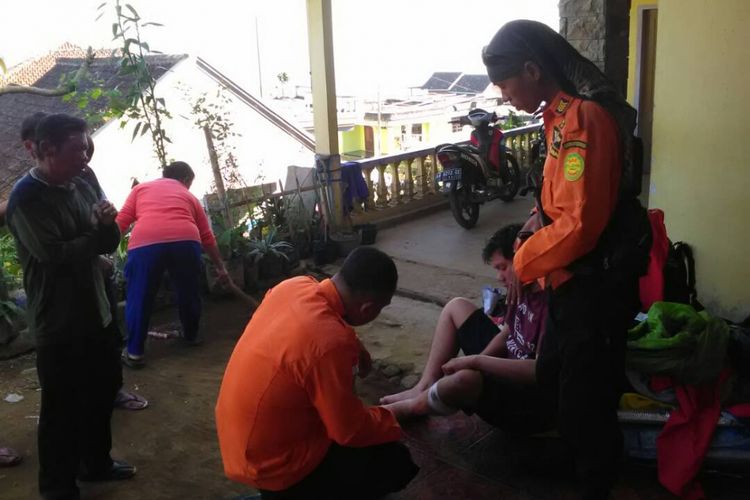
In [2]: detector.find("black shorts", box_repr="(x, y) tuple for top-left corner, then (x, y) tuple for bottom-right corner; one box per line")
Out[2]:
(456, 309), (555, 434)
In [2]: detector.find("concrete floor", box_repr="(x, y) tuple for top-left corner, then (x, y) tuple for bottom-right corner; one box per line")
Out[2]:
(375, 197), (533, 279)
(373, 197), (534, 307)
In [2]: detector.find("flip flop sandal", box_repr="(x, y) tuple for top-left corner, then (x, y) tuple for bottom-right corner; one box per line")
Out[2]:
(121, 349), (146, 369)
(147, 329), (180, 339)
(0, 447), (22, 467)
(113, 390), (149, 411)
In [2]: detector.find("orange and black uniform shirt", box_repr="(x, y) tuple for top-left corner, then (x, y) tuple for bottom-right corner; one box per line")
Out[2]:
(215, 277), (401, 491)
(515, 91), (621, 289)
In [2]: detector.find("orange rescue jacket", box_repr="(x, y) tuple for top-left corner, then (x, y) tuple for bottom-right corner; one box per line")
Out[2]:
(215, 277), (401, 491)
(514, 91), (621, 288)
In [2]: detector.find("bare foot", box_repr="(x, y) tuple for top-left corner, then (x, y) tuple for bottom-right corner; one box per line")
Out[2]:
(380, 382), (429, 405)
(383, 393), (431, 422)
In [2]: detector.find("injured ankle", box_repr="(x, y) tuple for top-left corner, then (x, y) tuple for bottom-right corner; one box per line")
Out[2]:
(427, 382), (458, 416)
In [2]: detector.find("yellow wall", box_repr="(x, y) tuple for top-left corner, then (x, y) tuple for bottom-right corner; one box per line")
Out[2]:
(647, 0), (750, 321)
(340, 125), (365, 153)
(379, 127), (390, 155)
(626, 0), (659, 104)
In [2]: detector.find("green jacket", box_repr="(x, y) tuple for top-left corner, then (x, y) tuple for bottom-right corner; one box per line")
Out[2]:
(6, 171), (120, 346)
(627, 301), (729, 385)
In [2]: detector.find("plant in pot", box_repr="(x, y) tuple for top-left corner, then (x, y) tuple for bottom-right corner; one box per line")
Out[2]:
(249, 227), (293, 282)
(212, 221), (251, 294)
(113, 231), (130, 302)
(0, 296), (23, 347)
(280, 243), (300, 274)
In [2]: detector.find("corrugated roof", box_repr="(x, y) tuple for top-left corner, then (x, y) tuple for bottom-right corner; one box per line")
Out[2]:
(449, 74), (490, 94)
(421, 72), (461, 90)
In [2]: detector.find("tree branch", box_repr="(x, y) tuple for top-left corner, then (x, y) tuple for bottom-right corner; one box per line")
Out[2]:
(0, 84), (75, 96)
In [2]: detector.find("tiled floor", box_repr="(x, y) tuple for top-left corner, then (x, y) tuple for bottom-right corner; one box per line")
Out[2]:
(357, 374), (750, 500)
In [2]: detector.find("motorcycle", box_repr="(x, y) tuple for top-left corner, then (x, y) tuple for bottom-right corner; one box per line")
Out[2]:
(435, 109), (521, 229)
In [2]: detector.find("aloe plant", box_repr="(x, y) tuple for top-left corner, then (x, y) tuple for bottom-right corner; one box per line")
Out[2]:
(248, 227), (293, 264)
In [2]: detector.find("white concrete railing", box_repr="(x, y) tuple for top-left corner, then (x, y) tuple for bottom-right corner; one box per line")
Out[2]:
(349, 122), (542, 219)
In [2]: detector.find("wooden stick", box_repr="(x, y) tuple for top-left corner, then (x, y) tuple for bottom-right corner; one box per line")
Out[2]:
(225, 280), (260, 309)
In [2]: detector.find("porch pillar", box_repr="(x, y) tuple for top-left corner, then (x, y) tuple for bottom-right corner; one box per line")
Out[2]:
(559, 0), (630, 96)
(306, 0), (349, 233)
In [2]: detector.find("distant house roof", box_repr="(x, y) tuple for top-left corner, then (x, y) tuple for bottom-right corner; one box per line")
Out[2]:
(0, 44), (186, 199)
(450, 74), (491, 94)
(421, 72), (491, 95)
(421, 72), (462, 90)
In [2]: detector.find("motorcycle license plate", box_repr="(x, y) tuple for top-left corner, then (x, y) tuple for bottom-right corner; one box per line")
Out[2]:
(437, 167), (462, 182)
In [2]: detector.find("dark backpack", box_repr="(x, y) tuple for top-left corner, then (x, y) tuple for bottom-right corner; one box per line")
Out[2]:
(663, 241), (702, 309)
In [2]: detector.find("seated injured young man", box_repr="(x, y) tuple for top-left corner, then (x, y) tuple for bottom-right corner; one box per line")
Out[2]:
(381, 223), (554, 432)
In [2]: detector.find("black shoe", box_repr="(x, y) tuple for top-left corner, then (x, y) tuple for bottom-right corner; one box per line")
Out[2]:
(78, 460), (136, 482)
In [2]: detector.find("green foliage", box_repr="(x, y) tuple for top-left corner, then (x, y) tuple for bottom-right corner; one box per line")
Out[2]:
(248, 227), (292, 263)
(115, 230), (130, 266)
(500, 110), (525, 131)
(112, 231), (130, 300)
(186, 85), (244, 189)
(276, 71), (290, 98)
(0, 232), (22, 289)
(77, 0), (173, 167)
(254, 197), (287, 234)
(215, 218), (252, 259)
(0, 57), (6, 74)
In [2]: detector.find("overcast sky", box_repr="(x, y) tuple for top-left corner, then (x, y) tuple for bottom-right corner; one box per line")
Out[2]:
(1, 0), (558, 95)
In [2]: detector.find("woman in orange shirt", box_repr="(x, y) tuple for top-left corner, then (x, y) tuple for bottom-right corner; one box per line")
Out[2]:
(482, 20), (647, 499)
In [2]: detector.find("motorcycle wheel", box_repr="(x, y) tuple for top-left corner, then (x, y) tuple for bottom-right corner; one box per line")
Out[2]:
(448, 184), (480, 229)
(498, 155), (521, 202)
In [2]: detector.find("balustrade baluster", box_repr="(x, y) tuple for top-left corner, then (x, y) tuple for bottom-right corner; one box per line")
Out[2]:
(404, 158), (415, 201)
(390, 161), (402, 206)
(376, 163), (388, 208)
(430, 152), (439, 193)
(417, 156), (428, 198)
(362, 165), (375, 210)
(508, 136), (518, 164)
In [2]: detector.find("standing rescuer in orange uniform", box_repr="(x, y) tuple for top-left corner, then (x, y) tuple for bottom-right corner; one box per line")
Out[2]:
(483, 20), (650, 499)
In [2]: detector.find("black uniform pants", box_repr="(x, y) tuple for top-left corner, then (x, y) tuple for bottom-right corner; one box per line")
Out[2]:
(536, 274), (638, 499)
(259, 442), (418, 500)
(36, 327), (122, 500)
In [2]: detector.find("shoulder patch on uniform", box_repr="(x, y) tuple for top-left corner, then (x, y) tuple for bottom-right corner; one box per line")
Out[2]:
(551, 126), (562, 157)
(555, 97), (570, 114)
(562, 140), (587, 150)
(563, 152), (585, 181)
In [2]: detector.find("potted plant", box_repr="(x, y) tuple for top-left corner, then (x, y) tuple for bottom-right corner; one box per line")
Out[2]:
(212, 222), (251, 293)
(249, 227), (293, 281)
(0, 299), (23, 346)
(281, 243), (300, 274)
